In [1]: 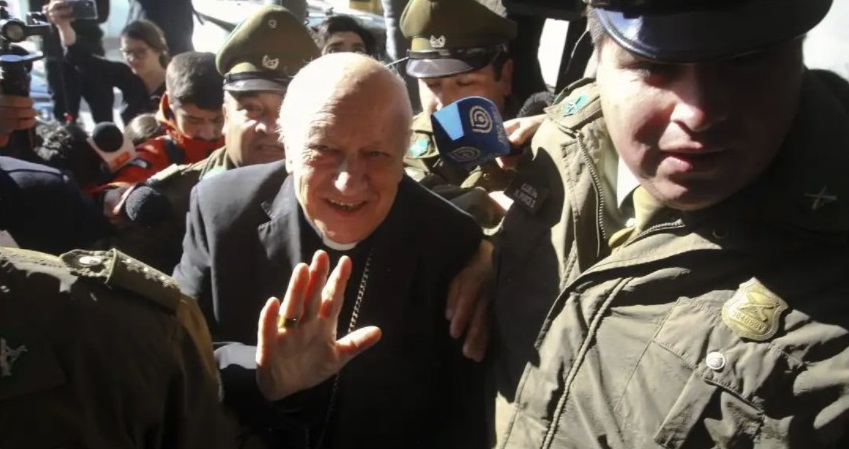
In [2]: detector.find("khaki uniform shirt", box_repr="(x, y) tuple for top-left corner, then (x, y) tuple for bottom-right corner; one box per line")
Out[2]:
(0, 247), (237, 449)
(99, 147), (237, 273)
(492, 75), (849, 449)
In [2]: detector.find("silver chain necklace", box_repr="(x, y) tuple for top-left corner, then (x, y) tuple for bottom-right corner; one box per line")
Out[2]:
(314, 247), (374, 449)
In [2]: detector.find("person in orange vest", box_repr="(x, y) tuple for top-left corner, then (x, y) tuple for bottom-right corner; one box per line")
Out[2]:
(95, 52), (225, 216)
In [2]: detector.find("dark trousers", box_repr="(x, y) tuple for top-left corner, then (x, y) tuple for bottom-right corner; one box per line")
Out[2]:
(42, 30), (114, 123)
(128, 0), (195, 56)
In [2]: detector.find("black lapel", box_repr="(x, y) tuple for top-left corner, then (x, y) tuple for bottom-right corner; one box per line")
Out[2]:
(256, 176), (302, 297)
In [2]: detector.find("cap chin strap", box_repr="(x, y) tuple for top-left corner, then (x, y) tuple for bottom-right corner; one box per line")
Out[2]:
(384, 57), (410, 69)
(407, 43), (508, 60)
(223, 71), (292, 88)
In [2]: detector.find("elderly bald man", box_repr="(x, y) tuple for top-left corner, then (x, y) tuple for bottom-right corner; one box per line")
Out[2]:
(174, 53), (487, 449)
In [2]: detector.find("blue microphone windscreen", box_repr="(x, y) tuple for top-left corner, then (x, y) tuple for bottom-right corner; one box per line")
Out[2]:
(430, 96), (510, 170)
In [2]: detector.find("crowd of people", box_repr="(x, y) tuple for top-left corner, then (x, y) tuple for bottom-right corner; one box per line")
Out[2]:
(2, 0), (849, 448)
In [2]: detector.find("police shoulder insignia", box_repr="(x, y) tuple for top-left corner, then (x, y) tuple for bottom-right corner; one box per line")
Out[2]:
(409, 138), (431, 157)
(562, 94), (590, 117)
(61, 249), (182, 313)
(722, 278), (788, 342)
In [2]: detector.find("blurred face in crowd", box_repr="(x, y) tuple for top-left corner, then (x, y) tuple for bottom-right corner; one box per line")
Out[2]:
(282, 54), (411, 244)
(418, 58), (513, 115)
(121, 37), (162, 76)
(171, 102), (225, 141)
(596, 36), (804, 211)
(322, 32), (368, 55)
(223, 91), (286, 166)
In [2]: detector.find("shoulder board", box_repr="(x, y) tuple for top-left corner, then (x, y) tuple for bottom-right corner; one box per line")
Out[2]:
(548, 78), (602, 131)
(59, 249), (182, 313)
(148, 162), (191, 183)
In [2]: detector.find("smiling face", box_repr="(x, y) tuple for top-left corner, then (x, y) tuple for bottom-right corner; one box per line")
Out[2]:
(282, 55), (411, 244)
(223, 91), (286, 166)
(596, 38), (805, 211)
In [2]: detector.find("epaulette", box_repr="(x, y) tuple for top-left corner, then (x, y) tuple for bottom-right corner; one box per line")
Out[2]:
(60, 249), (182, 313)
(547, 78), (602, 131)
(148, 162), (190, 184)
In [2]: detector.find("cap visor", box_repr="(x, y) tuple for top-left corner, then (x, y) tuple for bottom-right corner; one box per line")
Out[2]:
(596, 0), (832, 63)
(224, 78), (288, 93)
(406, 56), (491, 79)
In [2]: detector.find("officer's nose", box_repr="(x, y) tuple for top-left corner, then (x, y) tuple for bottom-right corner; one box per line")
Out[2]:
(254, 114), (277, 137)
(670, 64), (730, 133)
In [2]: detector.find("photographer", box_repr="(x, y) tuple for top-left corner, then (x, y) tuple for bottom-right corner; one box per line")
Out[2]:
(31, 0), (112, 123)
(45, 0), (167, 124)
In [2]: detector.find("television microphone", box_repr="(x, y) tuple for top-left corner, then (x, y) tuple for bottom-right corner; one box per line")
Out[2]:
(88, 122), (137, 173)
(124, 185), (171, 227)
(430, 96), (511, 171)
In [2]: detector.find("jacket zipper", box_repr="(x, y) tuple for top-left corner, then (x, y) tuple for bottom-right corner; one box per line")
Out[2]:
(575, 136), (608, 256)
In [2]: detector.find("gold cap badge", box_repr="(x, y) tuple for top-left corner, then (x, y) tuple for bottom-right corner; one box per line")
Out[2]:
(722, 278), (788, 342)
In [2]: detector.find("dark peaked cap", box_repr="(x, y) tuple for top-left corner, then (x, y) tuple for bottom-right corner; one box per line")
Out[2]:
(216, 5), (320, 93)
(588, 0), (833, 63)
(401, 0), (517, 79)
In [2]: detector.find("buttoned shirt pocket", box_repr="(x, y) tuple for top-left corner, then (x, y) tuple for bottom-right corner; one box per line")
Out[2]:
(615, 296), (803, 449)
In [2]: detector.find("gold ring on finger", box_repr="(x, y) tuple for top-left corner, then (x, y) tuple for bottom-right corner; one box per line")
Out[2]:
(278, 317), (299, 329)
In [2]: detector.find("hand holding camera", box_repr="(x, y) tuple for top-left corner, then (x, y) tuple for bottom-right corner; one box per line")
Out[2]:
(43, 0), (98, 26)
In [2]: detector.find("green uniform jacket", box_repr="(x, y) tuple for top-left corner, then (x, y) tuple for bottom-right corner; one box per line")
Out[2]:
(100, 147), (236, 273)
(492, 74), (849, 448)
(405, 112), (514, 228)
(0, 247), (237, 449)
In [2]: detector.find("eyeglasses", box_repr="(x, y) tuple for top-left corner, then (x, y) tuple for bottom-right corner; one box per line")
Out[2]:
(120, 47), (149, 59)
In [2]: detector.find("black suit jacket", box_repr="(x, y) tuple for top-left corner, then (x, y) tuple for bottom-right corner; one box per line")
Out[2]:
(174, 161), (486, 449)
(0, 156), (108, 255)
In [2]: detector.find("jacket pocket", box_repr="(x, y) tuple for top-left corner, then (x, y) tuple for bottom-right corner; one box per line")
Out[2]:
(615, 296), (802, 449)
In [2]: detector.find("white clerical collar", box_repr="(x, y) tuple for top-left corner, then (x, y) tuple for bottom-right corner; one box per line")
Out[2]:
(322, 234), (357, 251)
(616, 157), (641, 209)
(304, 214), (359, 251)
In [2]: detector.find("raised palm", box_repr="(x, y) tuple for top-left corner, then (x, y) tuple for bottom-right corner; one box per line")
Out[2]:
(256, 250), (382, 401)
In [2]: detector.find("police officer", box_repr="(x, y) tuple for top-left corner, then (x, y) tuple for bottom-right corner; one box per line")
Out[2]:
(103, 5), (320, 272)
(492, 0), (849, 448)
(0, 247), (236, 448)
(400, 0), (521, 228)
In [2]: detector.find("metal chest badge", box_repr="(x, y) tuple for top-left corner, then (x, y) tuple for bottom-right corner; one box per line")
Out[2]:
(722, 278), (788, 342)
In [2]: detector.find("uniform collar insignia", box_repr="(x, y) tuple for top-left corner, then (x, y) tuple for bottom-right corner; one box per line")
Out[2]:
(804, 185), (838, 211)
(409, 138), (430, 157)
(562, 95), (590, 117)
(429, 35), (446, 49)
(722, 278), (788, 342)
(262, 55), (280, 70)
(0, 337), (27, 378)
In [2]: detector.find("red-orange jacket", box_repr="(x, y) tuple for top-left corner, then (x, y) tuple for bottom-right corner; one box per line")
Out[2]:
(90, 94), (223, 194)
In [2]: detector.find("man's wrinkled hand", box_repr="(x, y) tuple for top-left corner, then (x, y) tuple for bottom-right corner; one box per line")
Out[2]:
(256, 250), (382, 401)
(0, 92), (37, 147)
(446, 240), (494, 362)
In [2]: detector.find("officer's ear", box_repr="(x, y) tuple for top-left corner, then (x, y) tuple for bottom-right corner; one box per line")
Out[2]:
(499, 58), (514, 98)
